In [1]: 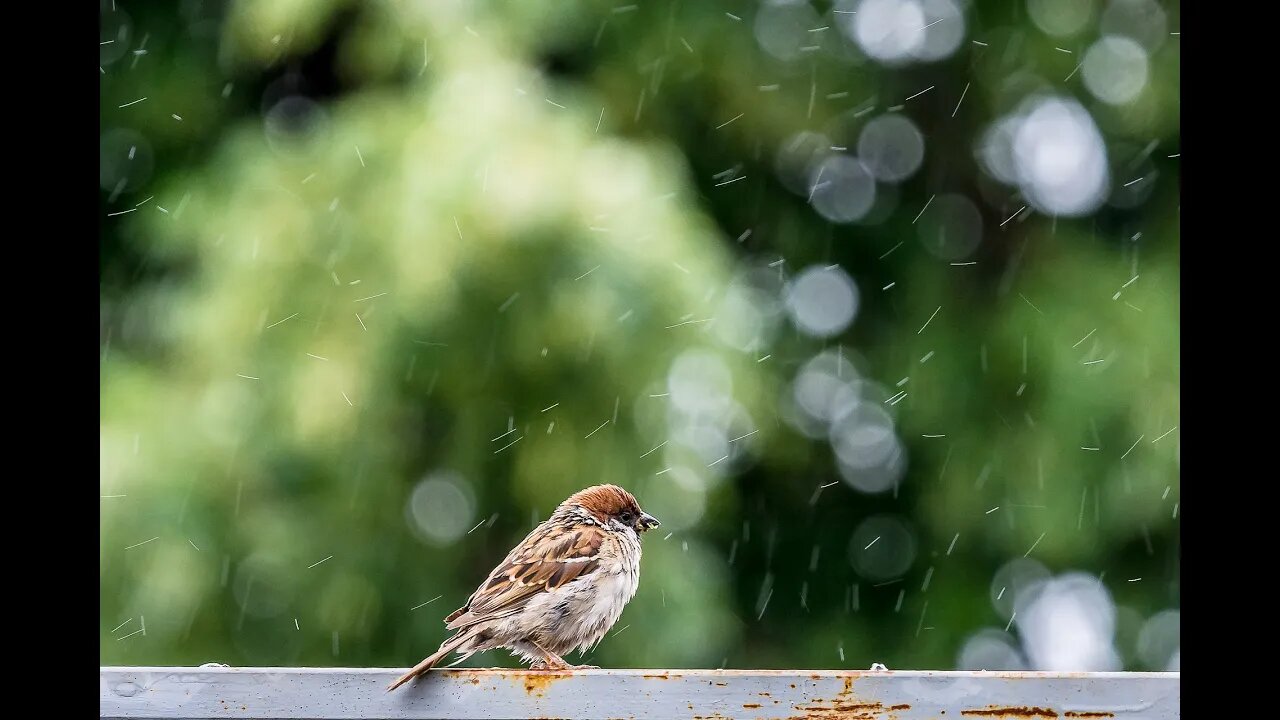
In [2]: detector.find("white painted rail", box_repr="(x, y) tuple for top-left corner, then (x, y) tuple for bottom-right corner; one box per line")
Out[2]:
(100, 667), (1178, 719)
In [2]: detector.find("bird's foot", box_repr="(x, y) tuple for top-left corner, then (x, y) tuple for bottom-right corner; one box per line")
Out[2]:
(530, 661), (596, 670)
(527, 640), (577, 671)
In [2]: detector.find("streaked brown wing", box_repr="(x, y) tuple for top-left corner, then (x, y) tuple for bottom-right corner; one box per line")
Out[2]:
(444, 521), (605, 630)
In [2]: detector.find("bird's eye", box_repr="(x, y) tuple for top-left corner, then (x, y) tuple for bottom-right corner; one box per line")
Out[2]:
(620, 511), (634, 524)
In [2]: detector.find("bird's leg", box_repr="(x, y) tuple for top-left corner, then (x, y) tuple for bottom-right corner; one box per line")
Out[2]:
(527, 641), (571, 671)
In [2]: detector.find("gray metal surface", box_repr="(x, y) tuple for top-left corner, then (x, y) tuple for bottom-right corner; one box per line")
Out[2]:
(101, 666), (1179, 719)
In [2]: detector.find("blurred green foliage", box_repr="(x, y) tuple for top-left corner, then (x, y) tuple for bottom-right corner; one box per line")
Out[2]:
(101, 0), (1179, 671)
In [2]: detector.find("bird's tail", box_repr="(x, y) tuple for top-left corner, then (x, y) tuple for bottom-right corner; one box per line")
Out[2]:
(386, 632), (470, 692)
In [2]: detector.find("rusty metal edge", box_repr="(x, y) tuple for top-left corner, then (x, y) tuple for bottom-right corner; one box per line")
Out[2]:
(102, 666), (1181, 678)
(102, 666), (1180, 720)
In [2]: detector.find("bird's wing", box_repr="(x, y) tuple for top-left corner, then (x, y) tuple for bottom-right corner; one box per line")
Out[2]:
(444, 521), (605, 630)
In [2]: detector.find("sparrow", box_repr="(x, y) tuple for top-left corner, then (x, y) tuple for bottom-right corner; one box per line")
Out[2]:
(387, 484), (660, 691)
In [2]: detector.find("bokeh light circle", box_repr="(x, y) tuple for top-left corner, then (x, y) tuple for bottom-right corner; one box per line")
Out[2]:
(665, 402), (758, 478)
(1026, 0), (1095, 37)
(755, 2), (824, 62)
(1083, 36), (1150, 105)
(958, 629), (1029, 670)
(830, 402), (897, 469)
(785, 265), (860, 337)
(849, 514), (917, 580)
(793, 351), (861, 426)
(713, 276), (779, 352)
(917, 194), (984, 260)
(976, 116), (1022, 185)
(1011, 97), (1110, 216)
(405, 472), (476, 546)
(851, 0), (926, 64)
(1137, 609), (1180, 670)
(858, 115), (925, 182)
(913, 0), (966, 61)
(777, 132), (833, 196)
(837, 446), (907, 495)
(990, 557), (1050, 619)
(1015, 572), (1121, 671)
(809, 155), (878, 223)
(1100, 0), (1168, 51)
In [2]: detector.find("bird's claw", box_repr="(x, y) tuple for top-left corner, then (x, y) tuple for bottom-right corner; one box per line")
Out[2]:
(529, 660), (597, 671)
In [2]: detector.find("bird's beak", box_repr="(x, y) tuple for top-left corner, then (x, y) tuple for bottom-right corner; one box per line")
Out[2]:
(639, 512), (660, 532)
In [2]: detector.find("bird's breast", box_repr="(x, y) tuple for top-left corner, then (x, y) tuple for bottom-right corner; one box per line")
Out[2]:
(545, 536), (641, 653)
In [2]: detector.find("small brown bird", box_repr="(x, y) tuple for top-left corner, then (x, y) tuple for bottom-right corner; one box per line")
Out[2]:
(387, 484), (660, 691)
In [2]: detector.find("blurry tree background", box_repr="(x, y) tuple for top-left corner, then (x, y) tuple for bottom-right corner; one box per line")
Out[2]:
(101, 0), (1179, 672)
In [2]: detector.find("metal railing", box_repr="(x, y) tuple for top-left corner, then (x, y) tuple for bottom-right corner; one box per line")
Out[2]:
(100, 666), (1179, 719)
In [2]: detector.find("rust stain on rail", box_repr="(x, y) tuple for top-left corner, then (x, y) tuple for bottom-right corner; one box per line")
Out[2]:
(788, 700), (898, 720)
(478, 670), (575, 697)
(785, 674), (914, 720)
(961, 708), (1058, 718)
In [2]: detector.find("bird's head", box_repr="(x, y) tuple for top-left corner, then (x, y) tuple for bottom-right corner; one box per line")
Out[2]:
(566, 484), (660, 535)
